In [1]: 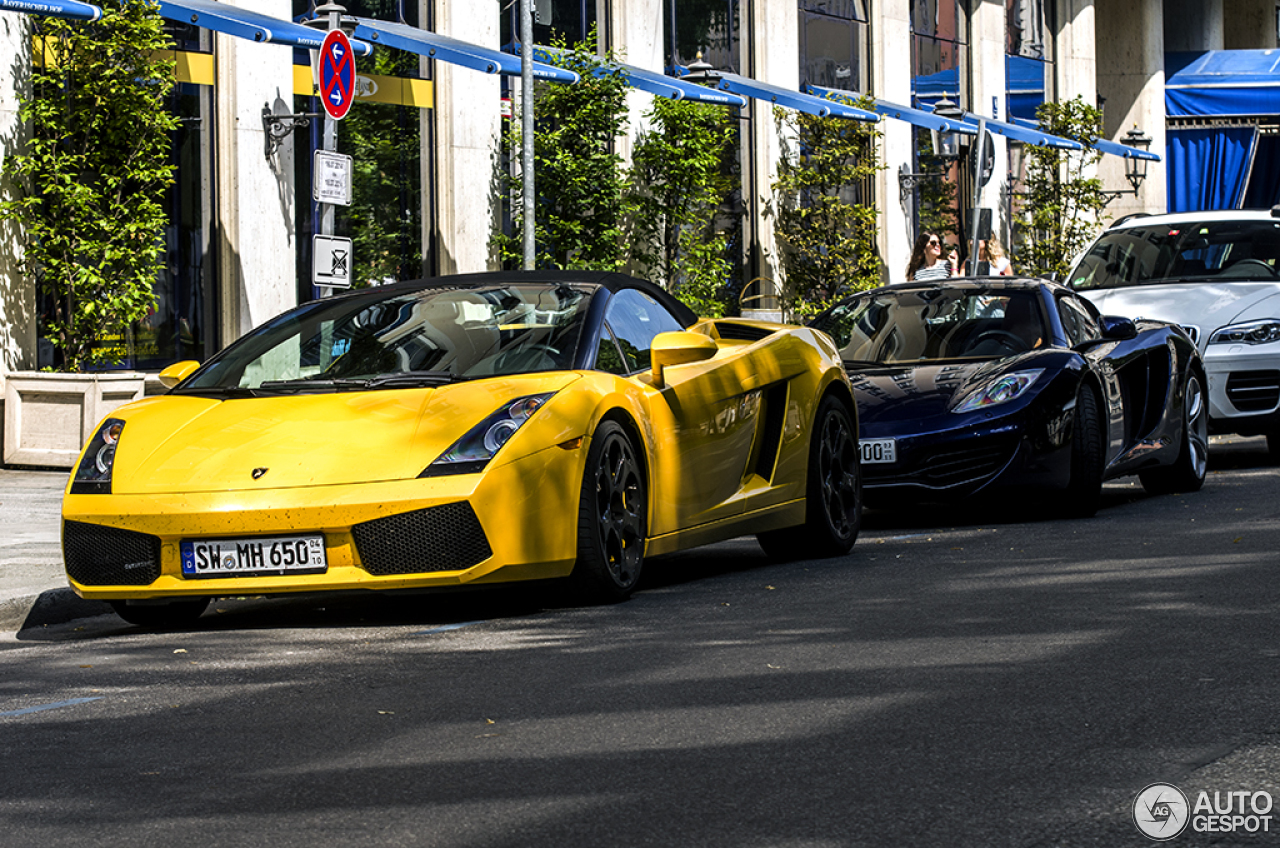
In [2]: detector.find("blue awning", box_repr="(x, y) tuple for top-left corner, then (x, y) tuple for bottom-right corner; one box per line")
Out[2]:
(0, 0), (99, 20)
(687, 70), (879, 121)
(969, 115), (1082, 150)
(351, 20), (577, 83)
(1011, 117), (1159, 161)
(532, 47), (744, 106)
(1166, 49), (1280, 118)
(158, 0), (372, 55)
(805, 85), (977, 134)
(1006, 55), (1047, 120)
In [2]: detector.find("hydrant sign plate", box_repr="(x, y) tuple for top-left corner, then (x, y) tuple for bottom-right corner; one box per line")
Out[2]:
(313, 235), (353, 289)
(313, 150), (352, 206)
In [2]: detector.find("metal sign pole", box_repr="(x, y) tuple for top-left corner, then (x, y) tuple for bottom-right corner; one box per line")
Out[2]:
(322, 4), (342, 291)
(520, 0), (534, 270)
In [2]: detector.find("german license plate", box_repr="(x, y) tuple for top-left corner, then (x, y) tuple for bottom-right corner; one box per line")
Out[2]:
(180, 535), (327, 578)
(860, 438), (897, 465)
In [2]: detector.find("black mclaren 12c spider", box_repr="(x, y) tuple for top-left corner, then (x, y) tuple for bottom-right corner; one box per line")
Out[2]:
(809, 278), (1208, 516)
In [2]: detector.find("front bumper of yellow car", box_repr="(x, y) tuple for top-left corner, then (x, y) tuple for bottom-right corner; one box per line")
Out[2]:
(63, 443), (587, 601)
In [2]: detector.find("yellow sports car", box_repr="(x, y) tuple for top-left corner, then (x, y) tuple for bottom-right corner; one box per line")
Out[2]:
(63, 271), (861, 628)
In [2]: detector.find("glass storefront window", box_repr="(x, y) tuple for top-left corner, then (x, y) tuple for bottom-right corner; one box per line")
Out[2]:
(799, 0), (869, 93)
(665, 0), (741, 73)
(501, 0), (597, 47)
(1006, 0), (1051, 61)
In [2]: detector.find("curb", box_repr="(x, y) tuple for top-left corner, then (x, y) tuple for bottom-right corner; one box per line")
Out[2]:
(1, 588), (113, 634)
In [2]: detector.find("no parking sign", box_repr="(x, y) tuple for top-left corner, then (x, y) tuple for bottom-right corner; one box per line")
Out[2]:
(319, 29), (355, 120)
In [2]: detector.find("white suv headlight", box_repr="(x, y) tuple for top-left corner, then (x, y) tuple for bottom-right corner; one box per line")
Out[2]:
(1208, 320), (1280, 345)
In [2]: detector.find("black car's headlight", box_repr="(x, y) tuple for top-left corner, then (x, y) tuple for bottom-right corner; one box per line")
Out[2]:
(420, 392), (555, 477)
(70, 418), (125, 494)
(952, 369), (1044, 413)
(1208, 320), (1280, 346)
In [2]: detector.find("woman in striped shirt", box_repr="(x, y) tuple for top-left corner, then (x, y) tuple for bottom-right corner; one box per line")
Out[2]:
(906, 232), (952, 281)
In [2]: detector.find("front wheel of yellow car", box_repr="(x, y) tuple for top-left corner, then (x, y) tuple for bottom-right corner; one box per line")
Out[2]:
(110, 598), (210, 630)
(757, 396), (861, 560)
(570, 421), (647, 603)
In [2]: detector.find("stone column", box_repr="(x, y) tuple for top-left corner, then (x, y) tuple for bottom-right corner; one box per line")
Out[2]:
(214, 0), (299, 344)
(747, 0), (798, 307)
(874, 0), (913, 283)
(1225, 0), (1278, 50)
(432, 0), (502, 275)
(1096, 0), (1165, 218)
(0, 12), (32, 394)
(1054, 0), (1097, 106)
(1164, 0), (1223, 52)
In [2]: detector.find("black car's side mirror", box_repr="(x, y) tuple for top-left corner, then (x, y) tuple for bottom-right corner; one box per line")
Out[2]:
(1099, 315), (1138, 341)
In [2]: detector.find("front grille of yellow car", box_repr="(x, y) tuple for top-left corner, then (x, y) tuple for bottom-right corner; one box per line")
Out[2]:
(63, 521), (162, 586)
(352, 502), (493, 575)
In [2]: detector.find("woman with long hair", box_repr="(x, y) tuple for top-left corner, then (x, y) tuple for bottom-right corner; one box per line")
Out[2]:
(906, 232), (951, 281)
(981, 236), (1013, 276)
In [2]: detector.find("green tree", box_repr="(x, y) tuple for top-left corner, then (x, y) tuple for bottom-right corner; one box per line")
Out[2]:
(339, 48), (422, 287)
(493, 31), (630, 271)
(773, 103), (883, 319)
(1016, 97), (1110, 279)
(628, 97), (737, 316)
(1, 1), (177, 372)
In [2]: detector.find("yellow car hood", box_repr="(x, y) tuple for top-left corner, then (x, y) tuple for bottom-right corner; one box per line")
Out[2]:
(108, 374), (581, 495)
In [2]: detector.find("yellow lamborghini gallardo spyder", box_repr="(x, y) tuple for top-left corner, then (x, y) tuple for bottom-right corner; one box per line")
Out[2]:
(63, 271), (861, 627)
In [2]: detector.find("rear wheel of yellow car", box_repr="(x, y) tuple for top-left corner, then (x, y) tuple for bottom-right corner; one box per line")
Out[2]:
(570, 421), (647, 603)
(110, 598), (210, 630)
(756, 396), (861, 560)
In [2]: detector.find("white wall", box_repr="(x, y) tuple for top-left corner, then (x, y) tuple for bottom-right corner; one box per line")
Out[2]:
(874, 0), (913, 282)
(1097, 0), (1166, 218)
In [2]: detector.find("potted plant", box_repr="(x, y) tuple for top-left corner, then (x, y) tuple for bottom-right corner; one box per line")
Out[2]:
(1, 0), (177, 467)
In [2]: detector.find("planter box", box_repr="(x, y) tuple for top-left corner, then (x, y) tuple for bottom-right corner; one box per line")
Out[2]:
(3, 372), (145, 468)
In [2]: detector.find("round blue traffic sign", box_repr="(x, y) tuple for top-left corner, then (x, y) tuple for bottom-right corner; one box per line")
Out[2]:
(319, 29), (356, 120)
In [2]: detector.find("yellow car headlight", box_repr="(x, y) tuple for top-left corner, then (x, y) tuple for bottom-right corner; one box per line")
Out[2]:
(71, 418), (125, 494)
(420, 392), (555, 477)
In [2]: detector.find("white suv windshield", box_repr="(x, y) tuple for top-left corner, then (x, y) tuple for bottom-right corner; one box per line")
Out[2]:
(1071, 219), (1280, 290)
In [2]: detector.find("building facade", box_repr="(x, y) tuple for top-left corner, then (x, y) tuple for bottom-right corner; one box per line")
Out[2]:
(1, 0), (1278, 418)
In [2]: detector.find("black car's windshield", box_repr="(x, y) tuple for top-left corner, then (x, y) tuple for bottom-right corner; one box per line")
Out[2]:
(1070, 219), (1280, 290)
(177, 283), (593, 394)
(813, 288), (1047, 364)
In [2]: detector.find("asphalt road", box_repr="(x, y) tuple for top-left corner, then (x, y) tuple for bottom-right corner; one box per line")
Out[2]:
(2, 438), (1279, 847)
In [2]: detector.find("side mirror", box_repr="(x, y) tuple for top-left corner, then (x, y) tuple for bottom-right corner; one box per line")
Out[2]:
(650, 331), (718, 388)
(1099, 315), (1138, 341)
(158, 360), (201, 388)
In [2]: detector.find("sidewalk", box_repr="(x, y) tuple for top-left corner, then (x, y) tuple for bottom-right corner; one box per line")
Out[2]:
(0, 468), (110, 632)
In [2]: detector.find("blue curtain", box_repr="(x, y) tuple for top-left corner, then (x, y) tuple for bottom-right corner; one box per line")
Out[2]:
(1167, 126), (1259, 212)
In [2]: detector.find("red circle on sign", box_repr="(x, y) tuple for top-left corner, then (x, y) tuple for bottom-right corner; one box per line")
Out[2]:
(319, 29), (356, 120)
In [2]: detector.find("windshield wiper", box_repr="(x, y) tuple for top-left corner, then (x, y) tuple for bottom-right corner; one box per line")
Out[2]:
(258, 371), (469, 393)
(168, 386), (264, 400)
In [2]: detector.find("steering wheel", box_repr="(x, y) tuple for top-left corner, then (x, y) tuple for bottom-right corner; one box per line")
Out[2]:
(1227, 259), (1279, 279)
(967, 330), (1027, 355)
(484, 344), (562, 375)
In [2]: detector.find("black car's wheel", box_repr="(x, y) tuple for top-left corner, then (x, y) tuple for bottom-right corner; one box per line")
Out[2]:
(1062, 381), (1105, 518)
(569, 420), (647, 603)
(110, 598), (210, 630)
(757, 396), (861, 560)
(1140, 370), (1209, 494)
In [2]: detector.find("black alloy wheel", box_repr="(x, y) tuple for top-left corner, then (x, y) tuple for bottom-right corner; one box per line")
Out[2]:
(1140, 370), (1209, 494)
(1062, 381), (1105, 518)
(758, 396), (861, 559)
(570, 420), (647, 602)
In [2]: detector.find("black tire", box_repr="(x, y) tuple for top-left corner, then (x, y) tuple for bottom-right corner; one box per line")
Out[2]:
(757, 396), (861, 560)
(568, 420), (647, 603)
(1140, 370), (1209, 494)
(110, 597), (210, 630)
(1062, 381), (1105, 518)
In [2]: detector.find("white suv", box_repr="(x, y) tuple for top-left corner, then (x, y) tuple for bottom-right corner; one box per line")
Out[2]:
(1068, 209), (1280, 457)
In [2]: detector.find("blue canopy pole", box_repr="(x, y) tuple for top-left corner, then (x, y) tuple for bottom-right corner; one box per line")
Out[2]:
(0, 0), (100, 20)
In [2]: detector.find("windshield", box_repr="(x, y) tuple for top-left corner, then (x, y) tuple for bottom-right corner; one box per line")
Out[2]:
(813, 288), (1047, 364)
(1070, 219), (1280, 290)
(177, 283), (593, 394)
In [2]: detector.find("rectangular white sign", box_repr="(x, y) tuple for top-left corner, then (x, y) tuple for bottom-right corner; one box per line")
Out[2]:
(313, 235), (353, 289)
(313, 150), (353, 206)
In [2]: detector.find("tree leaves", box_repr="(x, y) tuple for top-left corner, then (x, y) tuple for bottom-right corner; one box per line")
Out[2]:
(0, 0), (177, 371)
